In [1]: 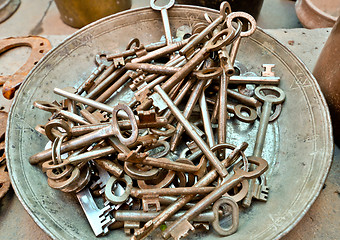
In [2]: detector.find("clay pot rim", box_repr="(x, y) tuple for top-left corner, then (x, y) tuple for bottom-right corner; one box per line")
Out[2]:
(304, 0), (338, 22)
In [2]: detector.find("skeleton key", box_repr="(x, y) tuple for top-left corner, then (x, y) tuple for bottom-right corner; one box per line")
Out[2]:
(124, 161), (160, 181)
(131, 49), (200, 112)
(150, 0), (175, 46)
(118, 153), (207, 174)
(54, 87), (135, 119)
(85, 71), (132, 112)
(137, 168), (176, 212)
(30, 103), (138, 164)
(161, 28), (236, 93)
(136, 57), (189, 112)
(106, 39), (167, 60)
(169, 66), (221, 128)
(76, 187), (115, 236)
(105, 174), (133, 205)
(132, 143), (248, 240)
(228, 102), (257, 123)
(118, 209), (220, 236)
(131, 37), (190, 64)
(154, 84), (228, 178)
(115, 209), (217, 223)
(205, 94), (258, 123)
(226, 11), (257, 65)
(199, 79), (215, 148)
(242, 85), (285, 208)
(227, 89), (262, 109)
(45, 115), (167, 139)
(218, 68), (229, 159)
(86, 67), (126, 100)
(130, 186), (215, 198)
(162, 156), (268, 239)
(179, 2), (231, 57)
(170, 78), (206, 151)
(41, 133), (159, 170)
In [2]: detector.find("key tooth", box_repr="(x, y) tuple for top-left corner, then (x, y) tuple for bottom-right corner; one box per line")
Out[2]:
(90, 163), (111, 192)
(77, 187), (116, 236)
(90, 179), (105, 191)
(132, 220), (154, 240)
(169, 219), (194, 240)
(252, 177), (269, 202)
(100, 204), (115, 218)
(104, 199), (122, 211)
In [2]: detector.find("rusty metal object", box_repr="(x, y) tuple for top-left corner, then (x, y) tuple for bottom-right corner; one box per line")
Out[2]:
(0, 0), (20, 23)
(313, 16), (340, 145)
(0, 110), (7, 140)
(0, 164), (10, 199)
(0, 110), (9, 198)
(0, 36), (51, 99)
(295, 0), (339, 28)
(0, 111), (7, 167)
(6, 5), (333, 240)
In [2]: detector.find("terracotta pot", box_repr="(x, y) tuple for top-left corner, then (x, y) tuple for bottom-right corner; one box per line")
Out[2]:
(313, 16), (340, 145)
(295, 0), (339, 28)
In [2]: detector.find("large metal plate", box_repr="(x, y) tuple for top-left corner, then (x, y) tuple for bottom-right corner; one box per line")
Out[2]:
(6, 5), (333, 240)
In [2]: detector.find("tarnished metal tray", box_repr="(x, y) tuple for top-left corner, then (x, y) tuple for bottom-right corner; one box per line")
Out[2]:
(6, 5), (333, 240)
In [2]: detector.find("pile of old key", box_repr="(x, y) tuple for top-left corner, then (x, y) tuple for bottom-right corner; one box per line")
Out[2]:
(29, 1), (286, 239)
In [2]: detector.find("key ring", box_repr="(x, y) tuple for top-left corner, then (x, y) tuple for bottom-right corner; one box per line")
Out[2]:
(111, 103), (139, 145)
(212, 196), (239, 236)
(233, 104), (258, 123)
(195, 67), (223, 80)
(226, 12), (257, 37)
(44, 119), (72, 141)
(146, 140), (170, 158)
(124, 162), (160, 180)
(105, 174), (133, 204)
(206, 28), (236, 52)
(137, 168), (175, 189)
(254, 85), (286, 104)
(34, 101), (60, 113)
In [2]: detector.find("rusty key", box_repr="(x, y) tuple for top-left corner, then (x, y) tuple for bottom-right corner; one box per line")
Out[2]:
(242, 85), (285, 208)
(162, 156), (268, 239)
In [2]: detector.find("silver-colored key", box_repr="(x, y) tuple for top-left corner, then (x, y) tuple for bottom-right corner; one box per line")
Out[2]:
(242, 85), (285, 208)
(90, 163), (112, 195)
(150, 0), (175, 46)
(76, 187), (115, 236)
